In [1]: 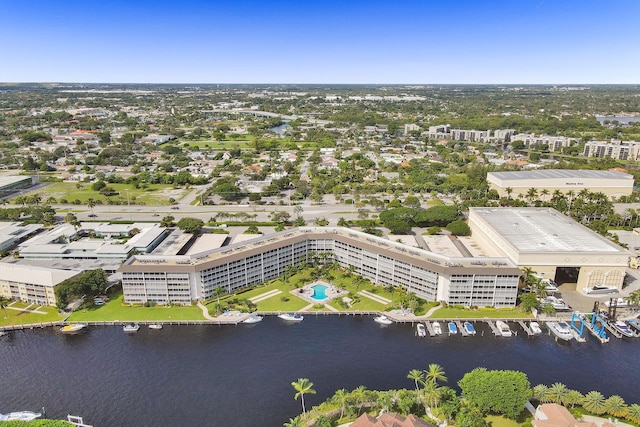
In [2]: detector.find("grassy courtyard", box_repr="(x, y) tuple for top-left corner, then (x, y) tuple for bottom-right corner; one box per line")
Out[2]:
(429, 306), (532, 319)
(68, 293), (204, 322)
(0, 302), (67, 327)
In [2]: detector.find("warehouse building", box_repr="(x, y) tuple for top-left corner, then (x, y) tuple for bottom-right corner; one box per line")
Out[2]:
(487, 169), (633, 199)
(468, 207), (629, 292)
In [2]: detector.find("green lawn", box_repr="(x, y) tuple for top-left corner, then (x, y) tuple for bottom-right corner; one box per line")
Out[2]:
(180, 138), (254, 150)
(68, 294), (205, 322)
(24, 182), (187, 206)
(486, 414), (533, 427)
(429, 306), (532, 319)
(0, 303), (67, 327)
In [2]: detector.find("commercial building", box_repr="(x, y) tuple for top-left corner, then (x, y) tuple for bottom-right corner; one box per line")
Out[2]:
(17, 223), (167, 273)
(469, 207), (629, 292)
(487, 169), (633, 199)
(0, 263), (81, 306)
(0, 176), (36, 197)
(119, 227), (521, 307)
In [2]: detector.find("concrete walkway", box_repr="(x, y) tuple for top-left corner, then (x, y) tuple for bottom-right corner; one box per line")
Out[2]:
(197, 301), (216, 320)
(249, 289), (282, 303)
(6, 302), (47, 315)
(358, 290), (391, 305)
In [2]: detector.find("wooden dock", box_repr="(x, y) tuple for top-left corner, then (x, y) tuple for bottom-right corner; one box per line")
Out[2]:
(424, 321), (436, 337)
(486, 320), (501, 336)
(455, 320), (469, 337)
(517, 320), (537, 337)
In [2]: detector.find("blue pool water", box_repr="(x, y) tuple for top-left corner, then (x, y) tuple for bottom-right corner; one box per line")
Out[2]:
(310, 284), (328, 301)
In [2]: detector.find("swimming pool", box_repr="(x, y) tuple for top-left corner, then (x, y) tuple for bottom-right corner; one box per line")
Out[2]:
(310, 284), (328, 301)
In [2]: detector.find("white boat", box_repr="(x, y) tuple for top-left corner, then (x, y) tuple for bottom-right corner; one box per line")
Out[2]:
(604, 298), (629, 308)
(529, 321), (543, 335)
(612, 320), (634, 338)
(60, 323), (87, 334)
(448, 322), (458, 335)
(628, 318), (640, 332)
(584, 284), (618, 294)
(432, 321), (442, 335)
(148, 324), (163, 330)
(278, 313), (304, 322)
(0, 411), (42, 421)
(243, 314), (263, 324)
(463, 321), (476, 335)
(539, 296), (572, 311)
(547, 321), (574, 341)
(416, 323), (426, 337)
(373, 315), (393, 325)
(496, 320), (512, 337)
(123, 323), (140, 332)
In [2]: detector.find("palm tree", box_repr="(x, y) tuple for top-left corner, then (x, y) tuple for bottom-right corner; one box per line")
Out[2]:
(407, 369), (425, 392)
(605, 395), (628, 418)
(540, 188), (550, 203)
(533, 384), (551, 403)
(291, 378), (315, 416)
(352, 385), (368, 415)
(583, 391), (607, 415)
(421, 379), (441, 409)
(332, 388), (350, 421)
(505, 187), (513, 199)
(0, 296), (9, 319)
(87, 198), (96, 216)
(565, 390), (584, 408)
(626, 404), (640, 424)
(425, 363), (447, 385)
(283, 417), (304, 427)
(548, 382), (569, 405)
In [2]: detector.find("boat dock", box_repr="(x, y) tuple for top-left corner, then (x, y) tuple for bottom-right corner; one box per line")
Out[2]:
(517, 320), (535, 337)
(455, 320), (470, 337)
(486, 320), (501, 336)
(424, 321), (436, 337)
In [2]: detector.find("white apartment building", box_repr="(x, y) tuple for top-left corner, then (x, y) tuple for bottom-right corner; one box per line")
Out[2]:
(119, 227), (521, 308)
(583, 139), (640, 161)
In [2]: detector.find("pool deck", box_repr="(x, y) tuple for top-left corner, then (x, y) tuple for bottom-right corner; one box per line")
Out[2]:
(292, 280), (346, 305)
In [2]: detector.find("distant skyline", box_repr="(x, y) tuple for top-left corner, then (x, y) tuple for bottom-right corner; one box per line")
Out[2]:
(1, 0), (638, 84)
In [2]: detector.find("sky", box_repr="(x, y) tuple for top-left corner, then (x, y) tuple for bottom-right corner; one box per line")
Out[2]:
(1, 0), (638, 84)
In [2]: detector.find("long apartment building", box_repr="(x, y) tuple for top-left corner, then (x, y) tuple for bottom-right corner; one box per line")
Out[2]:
(583, 139), (640, 161)
(426, 125), (515, 143)
(511, 133), (579, 152)
(119, 227), (521, 308)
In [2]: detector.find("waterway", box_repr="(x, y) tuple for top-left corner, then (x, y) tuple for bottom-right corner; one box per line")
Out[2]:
(1, 316), (638, 427)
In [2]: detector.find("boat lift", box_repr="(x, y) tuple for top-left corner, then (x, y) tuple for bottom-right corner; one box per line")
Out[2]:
(571, 312), (609, 343)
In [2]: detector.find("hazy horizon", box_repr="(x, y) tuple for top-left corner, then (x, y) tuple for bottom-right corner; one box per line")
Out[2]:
(2, 0), (638, 84)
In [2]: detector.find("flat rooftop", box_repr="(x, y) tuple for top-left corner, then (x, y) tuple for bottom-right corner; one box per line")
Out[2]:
(488, 169), (632, 181)
(471, 207), (627, 254)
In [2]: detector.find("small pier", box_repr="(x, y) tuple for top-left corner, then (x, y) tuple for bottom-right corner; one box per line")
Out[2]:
(486, 320), (501, 336)
(455, 320), (469, 337)
(518, 320), (535, 337)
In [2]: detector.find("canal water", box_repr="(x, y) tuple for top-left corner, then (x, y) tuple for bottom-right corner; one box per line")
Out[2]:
(1, 316), (638, 427)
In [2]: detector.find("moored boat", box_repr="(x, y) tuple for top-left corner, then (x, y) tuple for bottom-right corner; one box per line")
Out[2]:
(612, 320), (634, 338)
(529, 321), (542, 335)
(628, 317), (640, 332)
(0, 411), (42, 421)
(243, 314), (264, 324)
(447, 322), (457, 335)
(547, 321), (573, 341)
(278, 313), (304, 322)
(373, 315), (392, 325)
(123, 323), (140, 332)
(148, 324), (163, 330)
(496, 320), (512, 337)
(432, 321), (442, 335)
(416, 323), (426, 337)
(60, 323), (87, 334)
(604, 298), (629, 308)
(584, 284), (618, 294)
(463, 321), (476, 335)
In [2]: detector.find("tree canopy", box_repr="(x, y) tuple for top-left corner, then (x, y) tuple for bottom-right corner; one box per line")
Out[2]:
(458, 368), (532, 419)
(55, 269), (108, 310)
